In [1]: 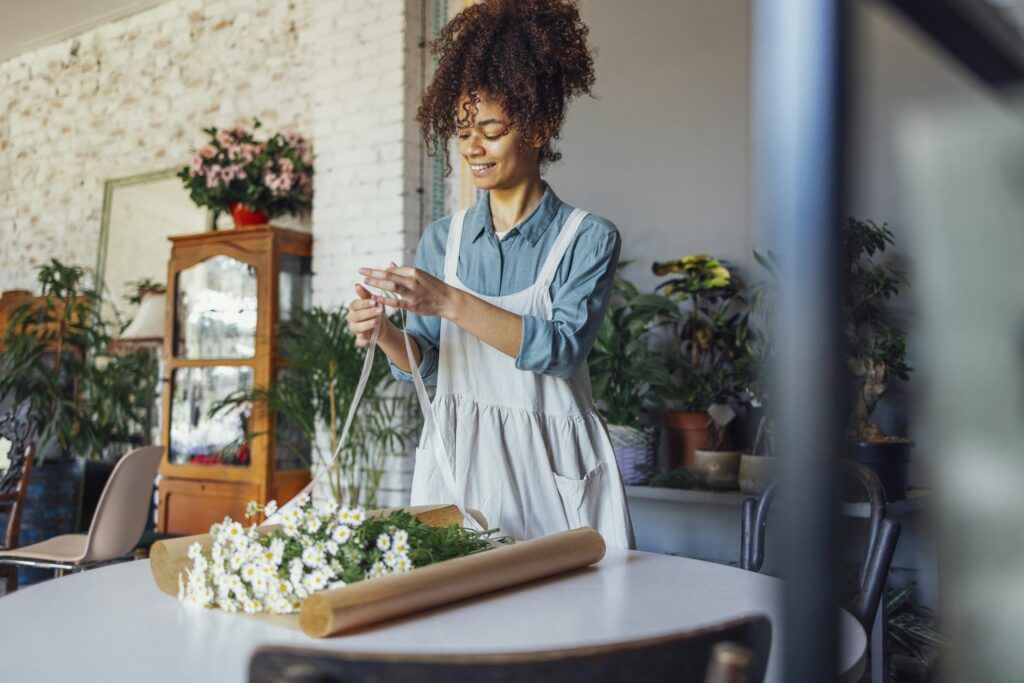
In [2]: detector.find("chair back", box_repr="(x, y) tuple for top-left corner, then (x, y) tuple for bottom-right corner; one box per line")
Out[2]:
(0, 405), (36, 549)
(81, 446), (163, 563)
(249, 614), (772, 683)
(739, 461), (901, 634)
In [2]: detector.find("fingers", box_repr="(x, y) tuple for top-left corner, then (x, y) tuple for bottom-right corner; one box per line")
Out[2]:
(363, 277), (409, 295)
(359, 267), (416, 287)
(354, 282), (373, 299)
(371, 294), (407, 309)
(348, 298), (382, 318)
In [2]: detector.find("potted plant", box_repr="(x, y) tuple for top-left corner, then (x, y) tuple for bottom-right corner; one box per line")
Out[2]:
(739, 250), (781, 495)
(843, 218), (913, 500)
(211, 306), (417, 508)
(177, 117), (313, 228)
(0, 261), (160, 582)
(651, 254), (752, 472)
(587, 268), (673, 485)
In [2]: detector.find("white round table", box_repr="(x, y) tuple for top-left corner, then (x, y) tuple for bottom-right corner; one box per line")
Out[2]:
(0, 548), (865, 682)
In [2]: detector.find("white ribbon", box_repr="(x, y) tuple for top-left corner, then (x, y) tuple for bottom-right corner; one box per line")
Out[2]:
(266, 296), (482, 532)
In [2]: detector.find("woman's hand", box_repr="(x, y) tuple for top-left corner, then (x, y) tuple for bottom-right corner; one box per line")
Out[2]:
(359, 263), (455, 318)
(346, 283), (385, 348)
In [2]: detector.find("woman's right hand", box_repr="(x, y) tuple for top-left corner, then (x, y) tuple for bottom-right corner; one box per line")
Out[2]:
(347, 283), (384, 348)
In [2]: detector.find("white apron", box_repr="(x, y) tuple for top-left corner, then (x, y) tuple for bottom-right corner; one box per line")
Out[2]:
(409, 207), (635, 549)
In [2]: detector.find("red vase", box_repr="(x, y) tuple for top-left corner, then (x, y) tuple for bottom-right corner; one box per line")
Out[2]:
(230, 202), (268, 228)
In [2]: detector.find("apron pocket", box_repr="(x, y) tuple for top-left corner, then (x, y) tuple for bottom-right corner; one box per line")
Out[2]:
(552, 461), (607, 529)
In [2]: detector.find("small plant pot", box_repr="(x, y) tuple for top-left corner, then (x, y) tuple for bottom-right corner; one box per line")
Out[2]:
(662, 410), (713, 469)
(739, 454), (779, 496)
(607, 424), (658, 485)
(848, 440), (913, 501)
(692, 449), (741, 490)
(230, 202), (269, 228)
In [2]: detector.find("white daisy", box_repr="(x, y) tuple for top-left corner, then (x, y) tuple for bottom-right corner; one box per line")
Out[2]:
(376, 533), (391, 551)
(332, 525), (352, 544)
(301, 546), (326, 569)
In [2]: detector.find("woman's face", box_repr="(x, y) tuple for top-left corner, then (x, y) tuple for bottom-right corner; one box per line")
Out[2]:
(456, 91), (543, 191)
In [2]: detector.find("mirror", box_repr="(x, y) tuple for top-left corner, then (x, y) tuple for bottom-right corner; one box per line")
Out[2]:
(95, 168), (212, 323)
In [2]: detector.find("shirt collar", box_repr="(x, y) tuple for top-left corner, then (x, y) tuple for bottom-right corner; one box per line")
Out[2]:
(469, 183), (561, 247)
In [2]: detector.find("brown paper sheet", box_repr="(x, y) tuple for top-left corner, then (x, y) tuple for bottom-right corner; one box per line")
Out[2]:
(299, 526), (606, 638)
(149, 504), (466, 597)
(150, 506), (604, 639)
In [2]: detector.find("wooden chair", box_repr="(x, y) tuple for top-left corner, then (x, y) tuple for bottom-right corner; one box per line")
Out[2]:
(0, 405), (36, 594)
(0, 445), (162, 581)
(248, 614), (772, 683)
(739, 460), (901, 636)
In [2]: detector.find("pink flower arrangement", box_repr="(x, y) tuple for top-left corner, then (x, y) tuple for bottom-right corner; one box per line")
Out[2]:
(178, 118), (314, 218)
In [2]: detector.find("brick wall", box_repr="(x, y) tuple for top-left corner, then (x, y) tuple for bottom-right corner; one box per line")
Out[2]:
(0, 0), (425, 506)
(0, 0), (324, 291)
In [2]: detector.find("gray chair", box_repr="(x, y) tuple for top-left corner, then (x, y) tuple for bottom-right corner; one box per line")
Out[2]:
(739, 460), (900, 636)
(0, 445), (162, 582)
(249, 614), (772, 683)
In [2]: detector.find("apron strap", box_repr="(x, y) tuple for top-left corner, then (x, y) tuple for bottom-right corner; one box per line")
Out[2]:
(400, 310), (484, 531)
(443, 209), (470, 282)
(265, 313), (383, 524)
(535, 208), (590, 290)
(267, 301), (484, 532)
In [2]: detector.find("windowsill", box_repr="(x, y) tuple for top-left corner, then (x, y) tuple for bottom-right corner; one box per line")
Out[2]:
(625, 485), (932, 518)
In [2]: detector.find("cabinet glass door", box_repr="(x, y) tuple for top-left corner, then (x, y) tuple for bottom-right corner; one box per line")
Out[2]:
(175, 255), (257, 359)
(169, 365), (254, 466)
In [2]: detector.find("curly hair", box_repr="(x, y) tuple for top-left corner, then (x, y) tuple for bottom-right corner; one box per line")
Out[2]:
(417, 0), (596, 175)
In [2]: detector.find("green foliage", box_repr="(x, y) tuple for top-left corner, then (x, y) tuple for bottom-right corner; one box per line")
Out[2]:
(886, 581), (947, 675)
(634, 463), (704, 489)
(587, 268), (674, 427)
(176, 117), (314, 219)
(650, 254), (753, 413)
(122, 278), (166, 308)
(843, 219), (912, 440)
(211, 306), (418, 508)
(0, 260), (160, 459)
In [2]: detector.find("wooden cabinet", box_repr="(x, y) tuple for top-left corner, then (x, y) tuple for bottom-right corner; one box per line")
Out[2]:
(158, 226), (312, 535)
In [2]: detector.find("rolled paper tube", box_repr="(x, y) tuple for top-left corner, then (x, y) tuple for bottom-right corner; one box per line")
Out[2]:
(299, 526), (606, 638)
(149, 504), (467, 597)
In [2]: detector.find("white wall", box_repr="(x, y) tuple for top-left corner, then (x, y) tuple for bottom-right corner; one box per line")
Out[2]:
(546, 0), (754, 295)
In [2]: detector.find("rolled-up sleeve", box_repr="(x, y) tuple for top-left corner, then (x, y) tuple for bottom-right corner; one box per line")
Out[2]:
(388, 221), (446, 386)
(515, 222), (621, 379)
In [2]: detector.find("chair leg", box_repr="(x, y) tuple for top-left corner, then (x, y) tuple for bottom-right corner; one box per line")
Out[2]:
(1, 566), (16, 594)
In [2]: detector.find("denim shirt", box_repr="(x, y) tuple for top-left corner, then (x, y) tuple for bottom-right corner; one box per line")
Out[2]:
(388, 184), (621, 386)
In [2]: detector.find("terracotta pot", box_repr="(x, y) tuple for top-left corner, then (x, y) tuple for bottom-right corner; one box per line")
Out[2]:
(692, 449), (741, 490)
(739, 454), (780, 496)
(230, 202), (269, 228)
(662, 410), (713, 469)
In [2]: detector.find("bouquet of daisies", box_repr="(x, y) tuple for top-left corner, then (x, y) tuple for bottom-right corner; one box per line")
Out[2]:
(178, 495), (498, 615)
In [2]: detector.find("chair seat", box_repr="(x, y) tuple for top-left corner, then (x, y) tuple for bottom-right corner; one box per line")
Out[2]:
(0, 534), (88, 562)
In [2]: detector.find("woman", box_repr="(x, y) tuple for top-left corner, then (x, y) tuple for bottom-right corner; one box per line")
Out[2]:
(347, 0), (634, 549)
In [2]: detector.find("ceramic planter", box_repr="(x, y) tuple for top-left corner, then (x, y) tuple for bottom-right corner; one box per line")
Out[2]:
(230, 202), (268, 228)
(739, 454), (779, 496)
(692, 449), (741, 490)
(662, 410), (713, 469)
(848, 440), (913, 501)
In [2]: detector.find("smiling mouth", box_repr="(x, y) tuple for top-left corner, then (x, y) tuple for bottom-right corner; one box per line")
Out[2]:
(470, 163), (496, 174)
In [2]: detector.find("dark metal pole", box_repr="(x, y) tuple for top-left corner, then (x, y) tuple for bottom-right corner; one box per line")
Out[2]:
(753, 1), (848, 681)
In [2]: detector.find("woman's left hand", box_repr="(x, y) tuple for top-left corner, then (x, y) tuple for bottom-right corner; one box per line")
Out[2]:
(359, 263), (455, 318)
